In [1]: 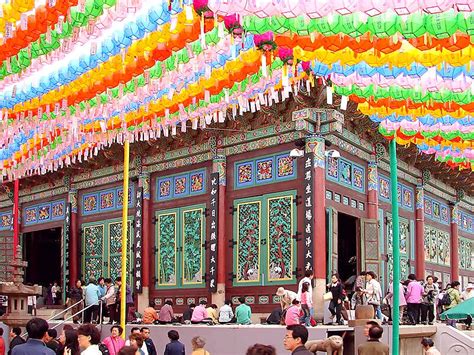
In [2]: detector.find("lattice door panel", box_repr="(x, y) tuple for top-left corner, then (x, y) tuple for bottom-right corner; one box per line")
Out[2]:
(234, 199), (262, 285)
(108, 220), (134, 282)
(182, 207), (204, 286)
(83, 224), (105, 281)
(267, 195), (295, 282)
(156, 211), (178, 287)
(361, 219), (380, 277)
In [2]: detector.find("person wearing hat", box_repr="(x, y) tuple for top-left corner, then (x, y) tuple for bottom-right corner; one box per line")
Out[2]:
(276, 287), (297, 311)
(461, 283), (474, 301)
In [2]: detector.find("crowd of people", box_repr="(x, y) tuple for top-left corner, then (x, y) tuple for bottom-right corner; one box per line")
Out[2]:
(0, 317), (446, 355)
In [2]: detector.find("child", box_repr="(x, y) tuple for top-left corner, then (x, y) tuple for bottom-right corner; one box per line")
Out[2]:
(164, 330), (185, 355)
(351, 287), (365, 310)
(285, 299), (302, 326)
(300, 282), (312, 326)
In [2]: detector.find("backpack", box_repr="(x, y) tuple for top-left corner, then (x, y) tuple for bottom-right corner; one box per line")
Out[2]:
(440, 291), (452, 306)
(98, 343), (110, 355)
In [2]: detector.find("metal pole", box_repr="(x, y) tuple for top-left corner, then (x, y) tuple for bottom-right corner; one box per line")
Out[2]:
(120, 140), (130, 336)
(13, 179), (19, 258)
(389, 139), (400, 355)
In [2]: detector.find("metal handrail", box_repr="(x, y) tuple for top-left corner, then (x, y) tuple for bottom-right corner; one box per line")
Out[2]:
(46, 299), (84, 322)
(51, 301), (103, 330)
(21, 301), (104, 337)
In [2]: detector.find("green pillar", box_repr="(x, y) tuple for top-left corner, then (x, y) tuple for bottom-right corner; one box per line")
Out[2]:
(389, 139), (400, 354)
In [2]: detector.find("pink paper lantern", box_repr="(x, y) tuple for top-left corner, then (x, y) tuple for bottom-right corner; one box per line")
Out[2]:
(391, 0), (420, 15)
(456, 0), (474, 11)
(254, 31), (276, 51)
(424, 0), (455, 14)
(244, 0), (277, 18)
(333, 0), (358, 15)
(278, 47), (293, 65)
(302, 0), (332, 18)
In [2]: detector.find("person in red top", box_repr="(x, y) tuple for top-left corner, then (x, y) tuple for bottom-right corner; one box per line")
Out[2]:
(102, 326), (125, 355)
(0, 328), (5, 355)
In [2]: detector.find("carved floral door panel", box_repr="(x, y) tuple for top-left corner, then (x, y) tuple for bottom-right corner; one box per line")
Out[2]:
(154, 204), (205, 289)
(385, 214), (412, 283)
(82, 219), (134, 284)
(233, 191), (296, 286)
(326, 207), (338, 279)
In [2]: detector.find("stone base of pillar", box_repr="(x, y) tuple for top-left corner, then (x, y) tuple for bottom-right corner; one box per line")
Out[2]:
(211, 283), (226, 306)
(137, 287), (149, 313)
(312, 278), (327, 322)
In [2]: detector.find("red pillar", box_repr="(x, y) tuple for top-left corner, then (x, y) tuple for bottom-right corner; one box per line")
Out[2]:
(69, 189), (78, 287)
(415, 185), (425, 279)
(13, 180), (19, 258)
(450, 204), (459, 281)
(367, 161), (378, 220)
(141, 173), (151, 288)
(308, 136), (326, 279)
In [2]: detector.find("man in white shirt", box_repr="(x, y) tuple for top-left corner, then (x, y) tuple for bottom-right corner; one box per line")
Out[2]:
(461, 283), (474, 300)
(218, 299), (234, 324)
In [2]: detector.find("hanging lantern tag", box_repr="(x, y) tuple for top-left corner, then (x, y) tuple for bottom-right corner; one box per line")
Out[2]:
(20, 14), (28, 31)
(326, 86), (333, 105)
(340, 95), (348, 110)
(185, 5), (193, 21)
(261, 54), (267, 77)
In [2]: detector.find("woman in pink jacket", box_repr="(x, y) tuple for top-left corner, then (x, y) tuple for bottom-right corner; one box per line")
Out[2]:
(102, 325), (125, 355)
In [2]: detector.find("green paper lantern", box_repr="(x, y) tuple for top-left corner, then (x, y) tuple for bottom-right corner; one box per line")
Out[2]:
(398, 12), (426, 39)
(425, 10), (459, 39)
(339, 13), (368, 37)
(367, 12), (399, 38)
(315, 15), (341, 36)
(288, 16), (317, 36)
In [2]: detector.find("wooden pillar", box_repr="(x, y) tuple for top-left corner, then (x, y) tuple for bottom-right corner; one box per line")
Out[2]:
(13, 180), (19, 258)
(138, 173), (151, 311)
(306, 135), (326, 320)
(450, 204), (459, 281)
(415, 185), (425, 279)
(212, 154), (226, 306)
(367, 160), (378, 219)
(68, 189), (78, 287)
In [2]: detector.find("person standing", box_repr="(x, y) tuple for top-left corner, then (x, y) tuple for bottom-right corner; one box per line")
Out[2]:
(0, 328), (5, 355)
(115, 277), (133, 323)
(362, 272), (382, 319)
(405, 274), (424, 325)
(421, 338), (441, 355)
(297, 270), (313, 302)
(218, 300), (234, 324)
(385, 281), (407, 323)
(140, 328), (156, 355)
(357, 325), (389, 355)
(102, 278), (116, 324)
(327, 274), (344, 325)
(164, 330), (185, 355)
(102, 326), (126, 355)
(300, 282), (312, 327)
(461, 283), (474, 300)
(11, 318), (55, 355)
(282, 325), (312, 355)
(445, 281), (462, 327)
(83, 279), (101, 324)
(45, 329), (59, 352)
(57, 328), (80, 355)
(8, 328), (25, 355)
(235, 297), (252, 325)
(66, 280), (83, 324)
(421, 275), (439, 325)
(76, 324), (102, 355)
(190, 336), (209, 355)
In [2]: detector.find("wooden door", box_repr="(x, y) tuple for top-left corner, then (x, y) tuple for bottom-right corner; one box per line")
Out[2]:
(361, 219), (380, 277)
(327, 207), (338, 279)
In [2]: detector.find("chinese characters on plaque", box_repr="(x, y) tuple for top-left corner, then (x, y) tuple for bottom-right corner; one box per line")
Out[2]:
(303, 152), (314, 272)
(63, 203), (71, 289)
(208, 172), (219, 292)
(134, 188), (143, 293)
